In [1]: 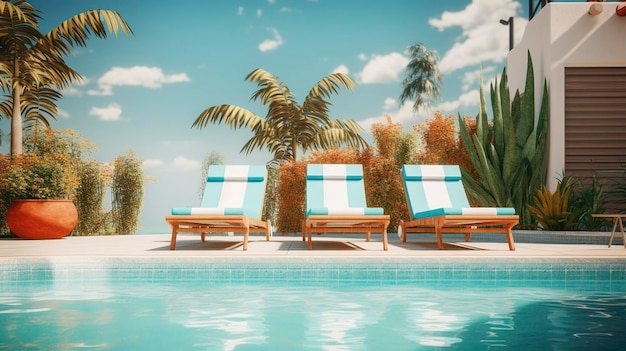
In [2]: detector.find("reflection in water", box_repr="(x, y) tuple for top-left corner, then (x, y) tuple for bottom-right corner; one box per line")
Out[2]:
(0, 280), (625, 350)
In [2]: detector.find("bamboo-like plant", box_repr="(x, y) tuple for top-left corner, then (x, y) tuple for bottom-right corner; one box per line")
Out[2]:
(112, 151), (144, 235)
(74, 161), (111, 236)
(459, 52), (549, 226)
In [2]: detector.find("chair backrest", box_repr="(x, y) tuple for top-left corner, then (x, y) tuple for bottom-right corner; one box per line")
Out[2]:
(200, 165), (267, 218)
(402, 165), (471, 214)
(306, 164), (368, 215)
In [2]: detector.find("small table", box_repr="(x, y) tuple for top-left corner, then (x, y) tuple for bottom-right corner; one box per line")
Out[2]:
(592, 214), (626, 248)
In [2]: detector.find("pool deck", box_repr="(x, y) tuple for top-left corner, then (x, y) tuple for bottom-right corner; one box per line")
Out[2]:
(1, 232), (626, 262)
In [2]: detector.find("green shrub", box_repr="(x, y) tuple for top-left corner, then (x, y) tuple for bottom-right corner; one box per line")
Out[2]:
(74, 161), (113, 236)
(111, 151), (144, 235)
(570, 176), (610, 231)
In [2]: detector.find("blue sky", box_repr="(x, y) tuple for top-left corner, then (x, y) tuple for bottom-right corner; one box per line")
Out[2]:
(1, 0), (581, 233)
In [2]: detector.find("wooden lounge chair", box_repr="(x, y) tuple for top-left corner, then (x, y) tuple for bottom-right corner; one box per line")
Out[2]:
(303, 164), (390, 250)
(398, 164), (518, 250)
(165, 165), (271, 251)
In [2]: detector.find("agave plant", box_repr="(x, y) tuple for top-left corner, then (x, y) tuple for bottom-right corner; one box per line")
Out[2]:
(459, 51), (548, 226)
(527, 176), (579, 231)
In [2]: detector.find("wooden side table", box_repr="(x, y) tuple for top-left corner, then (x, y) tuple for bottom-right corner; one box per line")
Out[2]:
(592, 214), (626, 248)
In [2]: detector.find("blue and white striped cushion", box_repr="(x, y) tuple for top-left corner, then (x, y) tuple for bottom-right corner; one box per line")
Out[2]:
(402, 165), (516, 219)
(306, 164), (384, 217)
(172, 165), (266, 218)
(170, 207), (245, 215)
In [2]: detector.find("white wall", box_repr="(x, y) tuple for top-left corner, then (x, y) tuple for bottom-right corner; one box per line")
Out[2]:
(506, 2), (626, 189)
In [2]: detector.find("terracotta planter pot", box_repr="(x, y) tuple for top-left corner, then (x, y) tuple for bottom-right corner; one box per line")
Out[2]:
(6, 199), (78, 239)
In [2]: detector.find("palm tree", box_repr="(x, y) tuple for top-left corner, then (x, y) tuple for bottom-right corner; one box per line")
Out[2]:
(0, 0), (133, 156)
(193, 68), (369, 164)
(399, 43), (443, 112)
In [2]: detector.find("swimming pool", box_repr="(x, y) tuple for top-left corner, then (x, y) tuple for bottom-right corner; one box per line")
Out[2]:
(1, 257), (625, 350)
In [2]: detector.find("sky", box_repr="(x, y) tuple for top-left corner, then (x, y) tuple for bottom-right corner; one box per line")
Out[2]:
(0, 0), (586, 233)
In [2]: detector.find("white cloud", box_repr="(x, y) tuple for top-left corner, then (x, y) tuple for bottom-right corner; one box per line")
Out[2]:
(356, 52), (409, 84)
(170, 156), (201, 173)
(267, 0), (276, 4)
(89, 103), (123, 121)
(142, 156), (200, 172)
(383, 98), (397, 110)
(63, 76), (89, 96)
(358, 90), (481, 133)
(237, 6), (244, 15)
(258, 28), (284, 52)
(143, 159), (165, 168)
(357, 53), (368, 61)
(428, 0), (526, 74)
(88, 66), (191, 96)
(436, 89), (480, 114)
(462, 65), (496, 91)
(57, 108), (70, 119)
(331, 65), (349, 75)
(358, 101), (415, 132)
(257, 9), (263, 17)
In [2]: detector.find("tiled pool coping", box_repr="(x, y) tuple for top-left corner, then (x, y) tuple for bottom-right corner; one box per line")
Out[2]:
(2, 256), (626, 282)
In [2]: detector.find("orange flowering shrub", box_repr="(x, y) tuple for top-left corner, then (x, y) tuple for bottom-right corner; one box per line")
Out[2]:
(275, 122), (414, 233)
(276, 161), (306, 233)
(276, 148), (361, 233)
(361, 148), (408, 230)
(371, 115), (402, 158)
(414, 112), (478, 180)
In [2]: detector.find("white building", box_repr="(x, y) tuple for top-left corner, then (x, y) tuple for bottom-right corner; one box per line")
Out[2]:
(507, 0), (626, 211)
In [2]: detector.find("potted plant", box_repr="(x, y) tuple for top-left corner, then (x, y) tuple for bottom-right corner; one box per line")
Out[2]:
(0, 154), (78, 239)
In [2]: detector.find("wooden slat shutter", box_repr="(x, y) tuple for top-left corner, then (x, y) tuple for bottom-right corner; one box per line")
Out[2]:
(564, 67), (626, 213)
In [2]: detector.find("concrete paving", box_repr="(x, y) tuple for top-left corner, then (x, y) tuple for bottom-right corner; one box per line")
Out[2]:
(1, 232), (625, 260)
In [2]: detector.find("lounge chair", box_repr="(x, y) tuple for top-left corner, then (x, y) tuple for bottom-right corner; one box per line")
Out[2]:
(303, 164), (390, 250)
(165, 165), (271, 251)
(398, 164), (518, 250)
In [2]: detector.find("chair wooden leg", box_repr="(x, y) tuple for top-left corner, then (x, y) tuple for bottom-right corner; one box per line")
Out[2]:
(465, 232), (471, 242)
(399, 220), (407, 242)
(170, 225), (178, 250)
(265, 220), (271, 241)
(201, 232), (206, 242)
(382, 227), (388, 251)
(366, 231), (371, 242)
(609, 218), (619, 248)
(435, 227), (444, 250)
(243, 226), (250, 251)
(619, 217), (626, 249)
(307, 226), (313, 250)
(506, 228), (516, 251)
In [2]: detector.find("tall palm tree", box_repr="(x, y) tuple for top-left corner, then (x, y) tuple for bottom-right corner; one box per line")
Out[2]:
(399, 43), (443, 113)
(0, 0), (133, 156)
(193, 68), (369, 164)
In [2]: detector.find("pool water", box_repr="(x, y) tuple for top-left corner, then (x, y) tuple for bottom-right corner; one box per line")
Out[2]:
(1, 272), (626, 350)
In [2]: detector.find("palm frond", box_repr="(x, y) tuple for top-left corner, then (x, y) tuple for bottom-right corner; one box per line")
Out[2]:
(302, 73), (356, 124)
(195, 68), (365, 164)
(192, 104), (265, 130)
(0, 0), (34, 25)
(44, 9), (133, 56)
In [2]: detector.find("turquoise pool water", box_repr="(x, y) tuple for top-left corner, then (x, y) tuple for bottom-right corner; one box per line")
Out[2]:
(1, 260), (625, 350)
